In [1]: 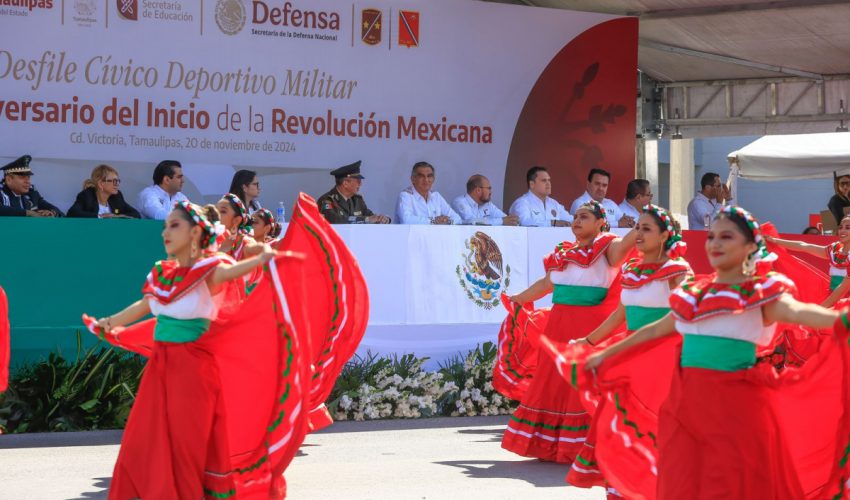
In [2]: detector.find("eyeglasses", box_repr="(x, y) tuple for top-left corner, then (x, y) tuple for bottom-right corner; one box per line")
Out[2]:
(839, 182), (850, 187)
(250, 182), (260, 187)
(102, 178), (121, 185)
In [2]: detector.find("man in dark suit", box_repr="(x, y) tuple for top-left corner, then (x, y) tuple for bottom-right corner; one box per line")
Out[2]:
(0, 155), (64, 217)
(317, 161), (390, 224)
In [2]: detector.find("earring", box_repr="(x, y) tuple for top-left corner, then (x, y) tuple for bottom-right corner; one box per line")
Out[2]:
(191, 240), (199, 259)
(742, 254), (755, 276)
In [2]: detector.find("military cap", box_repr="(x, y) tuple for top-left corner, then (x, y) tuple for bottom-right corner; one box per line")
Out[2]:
(2, 155), (33, 175)
(330, 160), (365, 180)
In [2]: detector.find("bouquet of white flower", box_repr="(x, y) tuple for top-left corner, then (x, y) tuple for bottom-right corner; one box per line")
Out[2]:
(327, 343), (517, 421)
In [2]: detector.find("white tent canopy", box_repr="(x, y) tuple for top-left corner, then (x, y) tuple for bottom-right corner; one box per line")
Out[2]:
(728, 133), (850, 180)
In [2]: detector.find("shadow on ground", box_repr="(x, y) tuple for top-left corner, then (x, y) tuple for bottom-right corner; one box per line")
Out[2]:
(70, 477), (110, 499)
(456, 427), (505, 443)
(0, 430), (123, 449)
(434, 459), (569, 488)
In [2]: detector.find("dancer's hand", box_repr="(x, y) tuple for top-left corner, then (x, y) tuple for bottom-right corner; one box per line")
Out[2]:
(571, 337), (590, 346)
(585, 352), (605, 371)
(95, 316), (113, 333)
(257, 244), (277, 263)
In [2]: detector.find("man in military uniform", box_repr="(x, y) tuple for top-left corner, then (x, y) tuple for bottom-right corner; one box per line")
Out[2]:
(317, 161), (390, 224)
(0, 155), (64, 217)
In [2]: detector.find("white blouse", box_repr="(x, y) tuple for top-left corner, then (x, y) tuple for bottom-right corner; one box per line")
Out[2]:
(675, 308), (776, 347)
(549, 255), (618, 288)
(148, 282), (220, 321)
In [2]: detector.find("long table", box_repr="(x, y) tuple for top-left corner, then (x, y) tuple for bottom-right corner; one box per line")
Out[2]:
(0, 219), (831, 369)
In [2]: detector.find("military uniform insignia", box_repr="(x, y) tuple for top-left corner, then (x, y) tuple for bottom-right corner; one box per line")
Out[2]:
(321, 201), (334, 211)
(456, 231), (511, 310)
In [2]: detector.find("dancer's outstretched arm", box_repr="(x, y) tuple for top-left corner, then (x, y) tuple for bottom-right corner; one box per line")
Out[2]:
(823, 277), (850, 308)
(606, 229), (638, 266)
(764, 235), (827, 258)
(95, 299), (151, 332)
(764, 293), (839, 328)
(210, 245), (276, 286)
(510, 274), (554, 305)
(582, 304), (626, 346)
(585, 313), (676, 370)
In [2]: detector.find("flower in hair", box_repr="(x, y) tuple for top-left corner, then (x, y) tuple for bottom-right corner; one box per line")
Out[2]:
(174, 201), (217, 249)
(718, 205), (777, 274)
(643, 204), (687, 259)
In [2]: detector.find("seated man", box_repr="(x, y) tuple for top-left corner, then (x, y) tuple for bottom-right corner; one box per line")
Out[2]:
(570, 167), (630, 227)
(452, 174), (518, 226)
(395, 161), (461, 225)
(509, 166), (572, 227)
(318, 160), (390, 224)
(0, 155), (64, 217)
(138, 160), (189, 220)
(618, 178), (652, 225)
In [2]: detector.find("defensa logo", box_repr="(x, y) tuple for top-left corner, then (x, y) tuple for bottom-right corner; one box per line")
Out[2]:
(215, 0), (246, 35)
(115, 0), (137, 20)
(252, 1), (340, 30)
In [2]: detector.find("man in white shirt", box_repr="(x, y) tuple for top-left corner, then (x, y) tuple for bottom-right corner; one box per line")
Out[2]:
(395, 161), (462, 225)
(509, 166), (572, 227)
(452, 174), (519, 226)
(138, 160), (189, 219)
(618, 179), (653, 225)
(570, 168), (632, 227)
(687, 172), (732, 230)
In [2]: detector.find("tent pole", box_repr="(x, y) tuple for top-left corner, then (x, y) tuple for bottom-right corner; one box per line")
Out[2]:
(670, 138), (695, 222)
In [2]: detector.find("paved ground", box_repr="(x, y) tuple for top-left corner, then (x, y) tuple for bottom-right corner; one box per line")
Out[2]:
(0, 416), (604, 499)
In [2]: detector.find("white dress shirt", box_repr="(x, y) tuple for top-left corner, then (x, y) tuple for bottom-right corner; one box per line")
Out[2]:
(395, 186), (462, 225)
(619, 199), (642, 220)
(451, 194), (507, 225)
(138, 184), (189, 220)
(687, 192), (732, 230)
(509, 191), (573, 227)
(569, 191), (624, 223)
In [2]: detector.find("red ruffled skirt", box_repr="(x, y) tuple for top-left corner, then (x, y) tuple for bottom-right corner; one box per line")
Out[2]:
(109, 342), (236, 499)
(502, 301), (616, 463)
(658, 365), (805, 499)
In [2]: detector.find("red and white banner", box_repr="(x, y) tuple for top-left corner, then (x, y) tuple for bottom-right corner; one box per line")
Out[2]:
(0, 0), (636, 217)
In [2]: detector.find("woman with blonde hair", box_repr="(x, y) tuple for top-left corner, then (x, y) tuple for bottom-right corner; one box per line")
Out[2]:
(68, 164), (140, 218)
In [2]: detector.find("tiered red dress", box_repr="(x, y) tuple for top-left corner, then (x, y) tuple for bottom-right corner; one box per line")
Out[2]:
(544, 272), (850, 499)
(501, 233), (623, 463)
(83, 194), (368, 499)
(276, 193), (370, 432)
(564, 258), (692, 497)
(85, 251), (312, 500)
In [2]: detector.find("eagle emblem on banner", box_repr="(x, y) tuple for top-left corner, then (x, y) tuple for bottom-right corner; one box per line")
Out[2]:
(361, 9), (382, 45)
(456, 231), (511, 310)
(398, 10), (419, 48)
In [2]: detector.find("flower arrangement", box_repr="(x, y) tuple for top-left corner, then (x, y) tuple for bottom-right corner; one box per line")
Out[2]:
(327, 342), (517, 421)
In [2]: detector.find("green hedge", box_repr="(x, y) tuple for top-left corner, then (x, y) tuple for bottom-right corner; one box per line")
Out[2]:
(0, 338), (515, 433)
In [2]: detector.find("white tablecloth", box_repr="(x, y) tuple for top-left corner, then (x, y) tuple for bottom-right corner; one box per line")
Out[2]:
(330, 225), (630, 366)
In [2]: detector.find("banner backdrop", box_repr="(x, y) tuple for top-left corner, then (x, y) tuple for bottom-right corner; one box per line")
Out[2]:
(0, 0), (637, 218)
